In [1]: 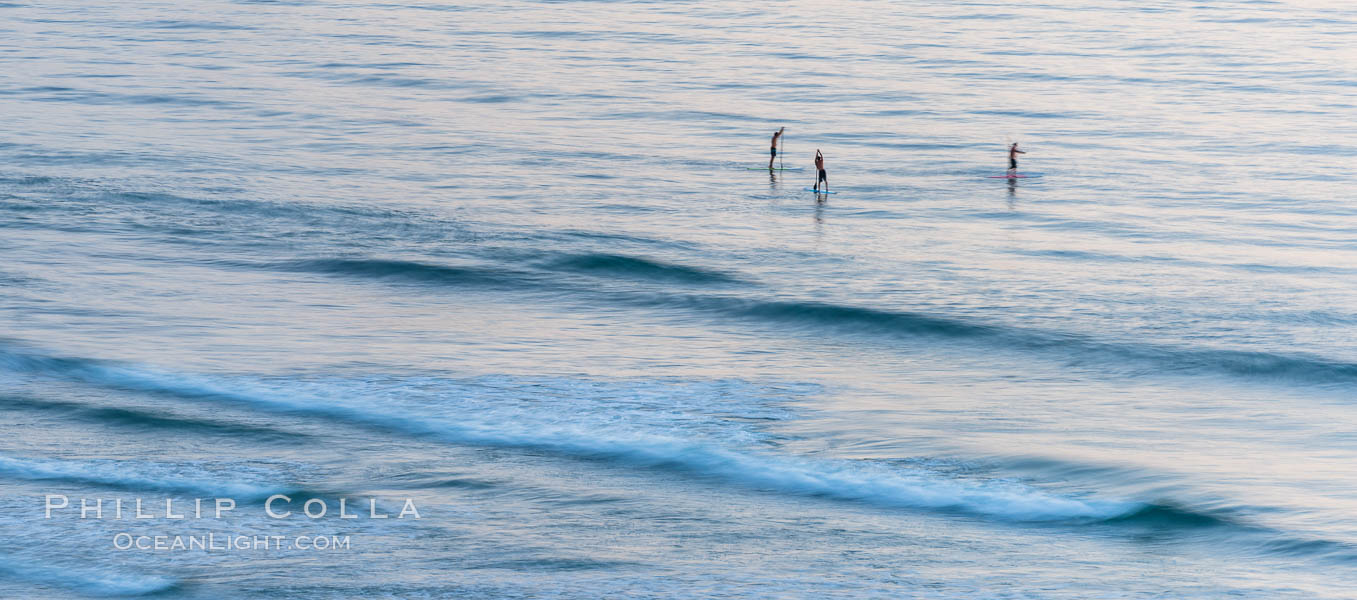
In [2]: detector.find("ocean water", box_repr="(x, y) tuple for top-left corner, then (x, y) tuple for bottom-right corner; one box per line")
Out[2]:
(3, 0), (1357, 597)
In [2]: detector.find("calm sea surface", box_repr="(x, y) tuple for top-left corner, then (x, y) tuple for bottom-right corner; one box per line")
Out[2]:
(3, 0), (1357, 597)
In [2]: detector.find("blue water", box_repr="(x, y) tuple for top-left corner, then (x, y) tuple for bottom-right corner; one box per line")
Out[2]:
(3, 0), (1357, 597)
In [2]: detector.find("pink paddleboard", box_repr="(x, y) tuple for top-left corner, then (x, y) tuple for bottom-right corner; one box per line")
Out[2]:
(987, 173), (1043, 179)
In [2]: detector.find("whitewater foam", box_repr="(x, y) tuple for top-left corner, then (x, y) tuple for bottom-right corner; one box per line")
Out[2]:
(0, 454), (292, 501)
(0, 556), (176, 597)
(0, 346), (1141, 523)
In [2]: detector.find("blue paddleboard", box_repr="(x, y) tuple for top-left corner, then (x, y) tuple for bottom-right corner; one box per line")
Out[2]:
(804, 188), (837, 194)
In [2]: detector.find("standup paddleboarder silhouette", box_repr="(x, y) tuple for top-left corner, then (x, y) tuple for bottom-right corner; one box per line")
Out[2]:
(1008, 142), (1026, 176)
(814, 149), (828, 192)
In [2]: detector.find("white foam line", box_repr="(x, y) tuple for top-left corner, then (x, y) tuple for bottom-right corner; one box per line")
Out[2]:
(0, 455), (286, 501)
(2, 348), (1143, 522)
(0, 556), (176, 597)
(75, 363), (1142, 522)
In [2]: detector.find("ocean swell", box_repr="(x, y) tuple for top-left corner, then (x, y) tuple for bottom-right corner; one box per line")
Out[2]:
(0, 345), (1139, 524)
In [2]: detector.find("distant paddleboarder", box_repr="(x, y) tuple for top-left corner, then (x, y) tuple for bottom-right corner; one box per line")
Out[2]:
(1008, 142), (1026, 175)
(769, 127), (785, 169)
(813, 149), (828, 192)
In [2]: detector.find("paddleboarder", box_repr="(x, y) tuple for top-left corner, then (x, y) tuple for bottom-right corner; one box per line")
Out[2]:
(1008, 142), (1026, 175)
(769, 127), (785, 169)
(813, 149), (828, 192)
